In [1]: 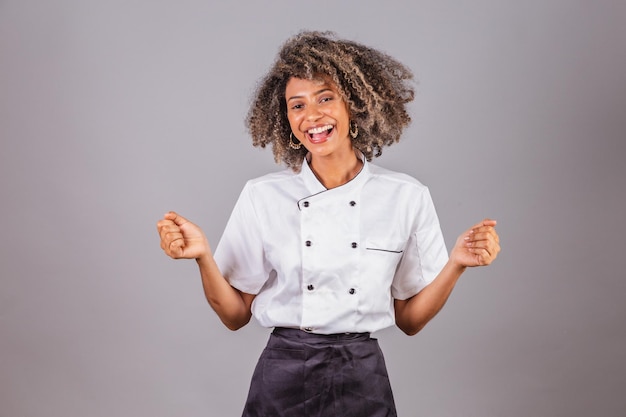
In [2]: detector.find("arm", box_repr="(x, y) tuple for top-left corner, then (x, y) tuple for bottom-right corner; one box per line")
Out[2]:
(395, 219), (500, 336)
(157, 211), (254, 330)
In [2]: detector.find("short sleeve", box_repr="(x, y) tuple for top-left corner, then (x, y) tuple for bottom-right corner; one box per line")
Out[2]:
(391, 187), (449, 300)
(213, 182), (271, 294)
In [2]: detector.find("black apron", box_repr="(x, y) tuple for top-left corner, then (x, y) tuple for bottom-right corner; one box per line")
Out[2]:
(241, 327), (397, 417)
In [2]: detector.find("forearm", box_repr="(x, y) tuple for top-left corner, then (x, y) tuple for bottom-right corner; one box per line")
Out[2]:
(196, 254), (252, 331)
(395, 260), (466, 335)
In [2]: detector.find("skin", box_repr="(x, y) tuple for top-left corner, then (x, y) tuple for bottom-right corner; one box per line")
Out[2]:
(394, 219), (500, 335)
(285, 77), (362, 189)
(157, 211), (254, 330)
(156, 76), (501, 334)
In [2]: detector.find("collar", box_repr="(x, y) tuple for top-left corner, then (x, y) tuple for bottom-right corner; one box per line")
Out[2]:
(299, 150), (370, 196)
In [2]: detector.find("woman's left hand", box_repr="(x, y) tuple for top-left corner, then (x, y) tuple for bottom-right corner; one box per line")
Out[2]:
(450, 219), (501, 268)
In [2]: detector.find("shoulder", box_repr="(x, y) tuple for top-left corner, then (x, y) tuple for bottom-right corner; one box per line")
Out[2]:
(244, 168), (299, 189)
(238, 169), (303, 205)
(367, 163), (429, 193)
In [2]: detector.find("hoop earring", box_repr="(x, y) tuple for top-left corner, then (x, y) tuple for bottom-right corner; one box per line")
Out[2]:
(349, 121), (359, 139)
(289, 132), (302, 150)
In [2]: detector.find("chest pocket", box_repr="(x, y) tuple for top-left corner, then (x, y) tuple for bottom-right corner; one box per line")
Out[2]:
(365, 238), (406, 254)
(363, 237), (406, 280)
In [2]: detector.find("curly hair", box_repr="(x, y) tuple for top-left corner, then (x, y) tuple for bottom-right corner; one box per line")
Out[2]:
(246, 31), (415, 171)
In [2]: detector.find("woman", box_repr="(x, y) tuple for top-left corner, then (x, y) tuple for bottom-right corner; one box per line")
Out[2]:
(157, 31), (500, 417)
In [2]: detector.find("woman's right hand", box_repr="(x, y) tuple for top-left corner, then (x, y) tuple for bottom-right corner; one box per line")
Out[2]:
(156, 211), (210, 260)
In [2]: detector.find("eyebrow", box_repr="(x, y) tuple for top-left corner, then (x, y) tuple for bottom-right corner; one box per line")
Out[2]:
(287, 88), (333, 102)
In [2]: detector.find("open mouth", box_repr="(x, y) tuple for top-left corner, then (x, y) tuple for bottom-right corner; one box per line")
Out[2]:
(306, 124), (334, 143)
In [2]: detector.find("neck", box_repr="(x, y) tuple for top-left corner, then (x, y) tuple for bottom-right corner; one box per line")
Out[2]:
(308, 148), (363, 189)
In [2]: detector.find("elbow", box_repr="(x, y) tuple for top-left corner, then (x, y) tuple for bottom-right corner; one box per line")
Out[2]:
(221, 311), (252, 331)
(207, 297), (252, 331)
(398, 323), (424, 336)
(394, 298), (435, 336)
(402, 327), (419, 337)
(396, 317), (427, 336)
(224, 321), (246, 331)
(218, 312), (252, 331)
(394, 297), (427, 337)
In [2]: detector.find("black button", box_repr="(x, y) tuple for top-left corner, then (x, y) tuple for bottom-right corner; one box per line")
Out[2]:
(303, 201), (309, 207)
(307, 284), (314, 291)
(349, 288), (356, 295)
(349, 201), (356, 206)
(351, 242), (358, 248)
(305, 240), (312, 247)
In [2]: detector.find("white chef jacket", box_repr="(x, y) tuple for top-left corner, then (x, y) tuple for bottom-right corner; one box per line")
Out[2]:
(213, 155), (449, 334)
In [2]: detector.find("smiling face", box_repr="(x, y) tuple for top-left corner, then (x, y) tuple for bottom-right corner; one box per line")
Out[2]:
(285, 77), (352, 160)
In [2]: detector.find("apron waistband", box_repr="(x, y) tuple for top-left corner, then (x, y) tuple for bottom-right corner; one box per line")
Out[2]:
(272, 327), (371, 344)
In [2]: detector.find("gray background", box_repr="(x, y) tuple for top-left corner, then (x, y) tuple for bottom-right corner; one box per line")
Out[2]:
(1, 0), (625, 416)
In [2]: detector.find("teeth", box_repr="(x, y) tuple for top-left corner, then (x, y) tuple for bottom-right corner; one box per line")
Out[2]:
(307, 125), (333, 134)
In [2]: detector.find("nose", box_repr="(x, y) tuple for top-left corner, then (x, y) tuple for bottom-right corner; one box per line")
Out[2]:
(305, 103), (323, 121)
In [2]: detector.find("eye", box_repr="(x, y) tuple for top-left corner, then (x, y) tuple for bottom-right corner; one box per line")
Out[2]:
(320, 96), (333, 103)
(290, 103), (304, 110)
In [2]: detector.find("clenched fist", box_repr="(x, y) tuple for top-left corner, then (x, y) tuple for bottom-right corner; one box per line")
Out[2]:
(449, 219), (501, 268)
(156, 211), (211, 260)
